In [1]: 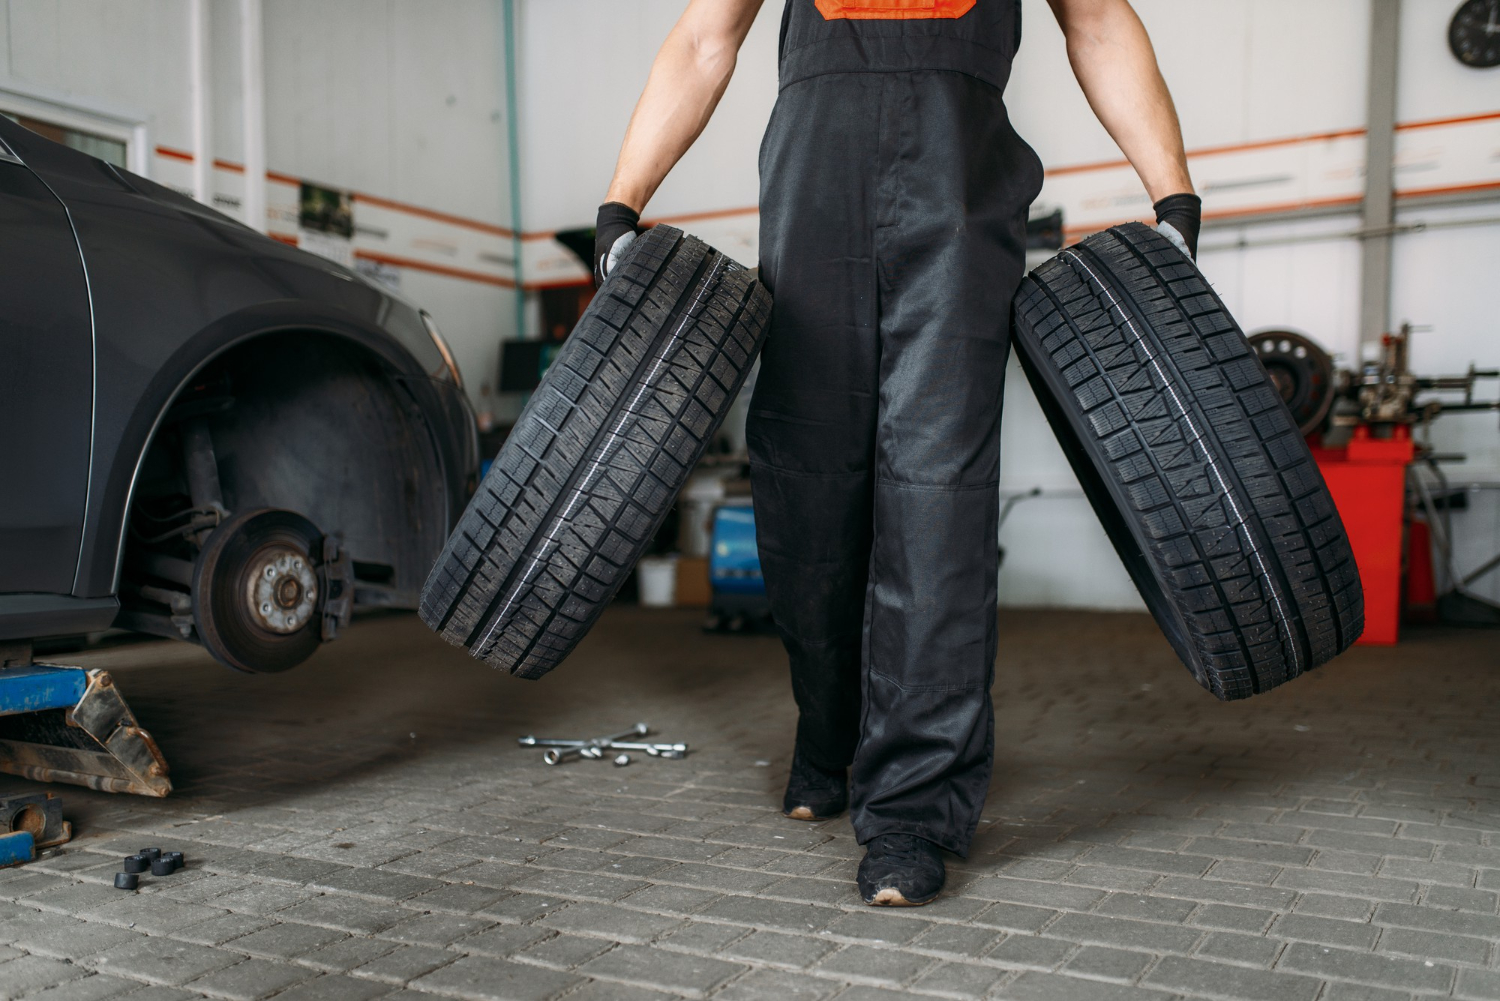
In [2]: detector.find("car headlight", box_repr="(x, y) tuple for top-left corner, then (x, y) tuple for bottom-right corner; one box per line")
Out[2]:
(421, 310), (464, 391)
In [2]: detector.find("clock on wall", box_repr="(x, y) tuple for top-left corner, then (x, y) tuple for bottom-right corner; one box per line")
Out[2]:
(1450, 0), (1500, 68)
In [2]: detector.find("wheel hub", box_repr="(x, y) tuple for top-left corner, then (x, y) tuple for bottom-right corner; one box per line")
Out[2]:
(246, 546), (318, 634)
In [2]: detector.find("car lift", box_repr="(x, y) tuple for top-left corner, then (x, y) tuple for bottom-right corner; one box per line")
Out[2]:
(0, 642), (171, 798)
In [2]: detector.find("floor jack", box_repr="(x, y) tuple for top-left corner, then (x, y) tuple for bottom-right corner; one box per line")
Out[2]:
(0, 641), (172, 799)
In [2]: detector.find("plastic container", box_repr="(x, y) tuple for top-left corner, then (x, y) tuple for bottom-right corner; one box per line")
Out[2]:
(637, 556), (679, 608)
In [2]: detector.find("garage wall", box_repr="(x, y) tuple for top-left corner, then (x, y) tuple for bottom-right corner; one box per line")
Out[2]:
(511, 0), (1499, 609)
(6, 0), (1497, 608)
(0, 0), (521, 420)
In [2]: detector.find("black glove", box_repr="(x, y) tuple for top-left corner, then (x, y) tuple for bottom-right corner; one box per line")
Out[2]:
(1153, 192), (1202, 260)
(594, 202), (641, 287)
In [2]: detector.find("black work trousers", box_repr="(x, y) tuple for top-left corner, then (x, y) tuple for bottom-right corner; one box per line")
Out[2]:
(747, 68), (1041, 855)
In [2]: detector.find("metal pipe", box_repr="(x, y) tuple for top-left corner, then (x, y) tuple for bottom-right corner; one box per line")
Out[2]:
(502, 0), (525, 334)
(239, 0), (266, 233)
(1200, 214), (1500, 255)
(188, 0), (212, 206)
(1358, 0), (1401, 349)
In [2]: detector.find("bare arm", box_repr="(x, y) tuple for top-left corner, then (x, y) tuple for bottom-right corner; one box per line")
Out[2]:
(1047, 0), (1193, 201)
(605, 0), (766, 213)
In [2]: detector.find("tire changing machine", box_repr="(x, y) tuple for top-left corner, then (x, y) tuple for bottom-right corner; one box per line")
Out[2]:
(0, 641), (171, 799)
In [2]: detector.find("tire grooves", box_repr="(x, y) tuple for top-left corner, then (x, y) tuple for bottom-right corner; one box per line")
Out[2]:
(1029, 266), (1263, 696)
(1013, 221), (1362, 699)
(500, 257), (755, 671)
(460, 233), (710, 648)
(1106, 229), (1351, 658)
(429, 231), (692, 638)
(1077, 237), (1309, 688)
(420, 224), (772, 678)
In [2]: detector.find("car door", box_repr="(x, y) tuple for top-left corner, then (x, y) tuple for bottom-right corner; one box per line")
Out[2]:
(0, 130), (94, 593)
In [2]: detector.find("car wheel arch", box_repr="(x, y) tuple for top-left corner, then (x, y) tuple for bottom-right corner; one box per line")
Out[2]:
(99, 308), (466, 615)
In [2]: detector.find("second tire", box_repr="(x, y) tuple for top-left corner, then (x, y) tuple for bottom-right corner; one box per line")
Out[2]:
(420, 225), (771, 679)
(1012, 223), (1364, 699)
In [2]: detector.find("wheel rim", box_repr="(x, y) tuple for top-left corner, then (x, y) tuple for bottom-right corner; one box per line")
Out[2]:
(246, 545), (319, 634)
(1248, 330), (1335, 437)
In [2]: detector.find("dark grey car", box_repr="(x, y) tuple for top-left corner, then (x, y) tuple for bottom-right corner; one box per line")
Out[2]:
(0, 115), (478, 672)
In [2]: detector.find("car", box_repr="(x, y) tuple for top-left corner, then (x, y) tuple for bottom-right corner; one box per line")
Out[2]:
(0, 115), (478, 673)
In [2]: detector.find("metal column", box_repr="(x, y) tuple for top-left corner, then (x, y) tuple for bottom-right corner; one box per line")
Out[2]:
(239, 0), (266, 234)
(188, 0), (212, 206)
(1359, 0), (1401, 350)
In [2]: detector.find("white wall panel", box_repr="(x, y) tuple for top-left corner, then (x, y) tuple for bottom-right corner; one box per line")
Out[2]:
(997, 362), (1143, 610)
(1398, 0), (1500, 122)
(261, 0), (508, 226)
(5, 0), (192, 147)
(0, 6), (11, 78)
(516, 0), (778, 233)
(3, 0), (1494, 612)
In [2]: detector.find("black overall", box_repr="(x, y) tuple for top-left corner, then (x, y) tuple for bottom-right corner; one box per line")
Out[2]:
(747, 0), (1043, 855)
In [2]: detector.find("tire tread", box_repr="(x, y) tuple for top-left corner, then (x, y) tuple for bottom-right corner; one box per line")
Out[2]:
(1013, 223), (1363, 699)
(420, 226), (771, 678)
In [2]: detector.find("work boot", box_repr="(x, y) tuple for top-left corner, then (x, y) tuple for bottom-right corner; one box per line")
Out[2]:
(782, 749), (848, 821)
(858, 833), (946, 906)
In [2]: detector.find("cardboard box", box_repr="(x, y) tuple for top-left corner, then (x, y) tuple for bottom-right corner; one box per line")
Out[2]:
(674, 556), (711, 608)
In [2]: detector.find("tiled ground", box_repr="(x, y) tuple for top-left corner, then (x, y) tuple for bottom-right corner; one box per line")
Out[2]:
(1, 608), (1497, 1001)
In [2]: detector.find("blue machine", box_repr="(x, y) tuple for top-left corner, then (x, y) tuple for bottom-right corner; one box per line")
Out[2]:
(708, 503), (769, 627)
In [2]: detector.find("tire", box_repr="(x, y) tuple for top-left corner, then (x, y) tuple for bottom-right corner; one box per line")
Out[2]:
(1012, 223), (1363, 700)
(420, 225), (771, 679)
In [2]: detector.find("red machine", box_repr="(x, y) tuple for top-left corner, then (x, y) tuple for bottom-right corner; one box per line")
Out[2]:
(1250, 327), (1498, 645)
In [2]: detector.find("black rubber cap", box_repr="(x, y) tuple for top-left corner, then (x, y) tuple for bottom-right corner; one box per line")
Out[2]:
(150, 857), (175, 877)
(114, 872), (138, 890)
(139, 847), (162, 861)
(122, 855), (149, 874)
(165, 851), (184, 870)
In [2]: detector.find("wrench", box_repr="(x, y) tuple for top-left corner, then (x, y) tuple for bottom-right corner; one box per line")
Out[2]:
(519, 723), (648, 749)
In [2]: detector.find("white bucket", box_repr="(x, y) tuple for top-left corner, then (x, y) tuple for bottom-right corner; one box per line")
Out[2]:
(637, 556), (678, 608)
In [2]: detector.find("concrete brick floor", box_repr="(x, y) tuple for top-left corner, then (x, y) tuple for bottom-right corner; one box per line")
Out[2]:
(1, 608), (1496, 1001)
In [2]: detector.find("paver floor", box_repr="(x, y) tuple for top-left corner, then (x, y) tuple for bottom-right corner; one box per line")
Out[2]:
(0, 608), (1496, 1001)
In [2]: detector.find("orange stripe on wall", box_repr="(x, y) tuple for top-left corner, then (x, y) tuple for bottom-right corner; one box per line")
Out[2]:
(1045, 110), (1499, 179)
(1395, 110), (1500, 131)
(1062, 194), (1366, 239)
(1395, 179), (1500, 199)
(1046, 128), (1369, 178)
(353, 250), (517, 288)
(355, 192), (516, 239)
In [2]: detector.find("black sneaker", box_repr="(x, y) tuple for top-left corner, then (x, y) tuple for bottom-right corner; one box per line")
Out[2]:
(857, 833), (945, 906)
(782, 749), (848, 821)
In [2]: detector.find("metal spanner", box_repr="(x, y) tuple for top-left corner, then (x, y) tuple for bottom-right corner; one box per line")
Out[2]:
(517, 723), (689, 765)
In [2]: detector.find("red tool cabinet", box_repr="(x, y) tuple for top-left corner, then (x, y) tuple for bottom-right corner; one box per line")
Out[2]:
(1309, 426), (1414, 646)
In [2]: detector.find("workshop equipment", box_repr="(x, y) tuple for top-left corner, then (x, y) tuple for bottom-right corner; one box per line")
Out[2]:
(517, 723), (688, 765)
(707, 503), (769, 631)
(1310, 428), (1414, 645)
(1255, 325), (1500, 642)
(0, 646), (172, 797)
(1, 792), (71, 848)
(114, 847), (185, 890)
(0, 791), (71, 867)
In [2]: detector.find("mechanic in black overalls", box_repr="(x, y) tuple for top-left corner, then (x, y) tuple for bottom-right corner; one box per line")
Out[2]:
(594, 0), (1200, 905)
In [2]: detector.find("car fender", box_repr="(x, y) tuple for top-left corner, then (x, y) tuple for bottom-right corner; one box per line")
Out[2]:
(76, 299), (473, 598)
